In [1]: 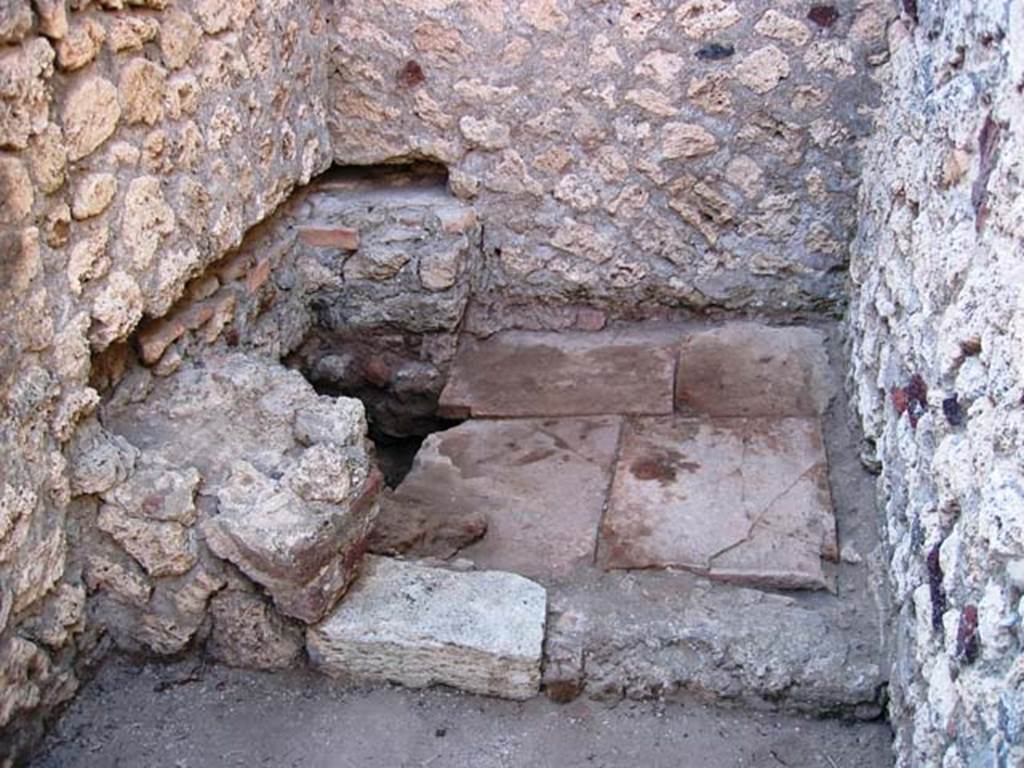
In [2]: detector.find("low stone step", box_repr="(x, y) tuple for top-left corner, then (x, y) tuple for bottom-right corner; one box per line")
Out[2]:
(551, 570), (884, 717)
(439, 330), (677, 418)
(307, 556), (547, 701)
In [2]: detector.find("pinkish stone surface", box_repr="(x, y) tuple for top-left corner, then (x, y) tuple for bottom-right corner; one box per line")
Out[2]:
(676, 324), (832, 417)
(598, 416), (838, 591)
(382, 417), (623, 581)
(439, 330), (677, 419)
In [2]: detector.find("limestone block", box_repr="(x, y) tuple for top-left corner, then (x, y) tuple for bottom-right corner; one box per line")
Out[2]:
(118, 58), (166, 126)
(133, 564), (226, 655)
(293, 398), (367, 448)
(26, 123), (66, 193)
(459, 115), (510, 150)
(71, 173), (117, 220)
(308, 556), (546, 700)
(624, 88), (677, 117)
(804, 41), (855, 78)
(520, 0), (568, 32)
(0, 637), (50, 728)
(56, 19), (105, 71)
(0, 38), (54, 150)
(109, 16), (159, 53)
(63, 77), (120, 160)
(342, 246), (410, 281)
(84, 550), (152, 608)
(67, 223), (110, 295)
(412, 20), (469, 63)
(159, 10), (201, 70)
(725, 155), (764, 197)
(687, 72), (732, 114)
(418, 243), (463, 290)
(735, 46), (791, 93)
(661, 122), (718, 159)
(195, 0), (234, 34)
(102, 464), (200, 525)
(89, 270), (143, 349)
(34, 0), (67, 40)
(283, 444), (355, 504)
(550, 218), (614, 263)
(0, 156), (33, 224)
(122, 176), (175, 269)
(754, 10), (811, 46)
(553, 174), (599, 210)
(22, 584), (86, 649)
(67, 421), (138, 496)
(676, 0), (741, 39)
(10, 526), (66, 614)
(635, 50), (684, 89)
(0, 3), (32, 45)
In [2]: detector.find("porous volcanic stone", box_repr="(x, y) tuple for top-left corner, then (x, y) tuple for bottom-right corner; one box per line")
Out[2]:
(103, 353), (380, 623)
(598, 416), (838, 590)
(439, 330), (677, 418)
(676, 323), (832, 417)
(307, 556), (546, 700)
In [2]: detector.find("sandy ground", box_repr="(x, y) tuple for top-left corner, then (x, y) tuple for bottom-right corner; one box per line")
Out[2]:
(32, 657), (893, 768)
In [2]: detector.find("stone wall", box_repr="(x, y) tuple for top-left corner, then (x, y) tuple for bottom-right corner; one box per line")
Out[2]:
(1, 0), (898, 760)
(6, 0), (1023, 764)
(0, 0), (333, 759)
(329, 0), (891, 316)
(847, 0), (1024, 764)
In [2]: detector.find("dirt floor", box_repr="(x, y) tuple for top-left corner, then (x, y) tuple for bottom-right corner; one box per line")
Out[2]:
(32, 657), (893, 768)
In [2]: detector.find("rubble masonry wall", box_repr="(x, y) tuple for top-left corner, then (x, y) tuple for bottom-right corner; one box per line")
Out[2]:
(847, 0), (1024, 764)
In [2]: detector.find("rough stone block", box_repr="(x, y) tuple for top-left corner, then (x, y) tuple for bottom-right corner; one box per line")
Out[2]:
(308, 556), (546, 700)
(203, 462), (382, 624)
(439, 330), (677, 418)
(207, 590), (303, 671)
(104, 354), (380, 623)
(598, 416), (838, 590)
(676, 323), (832, 417)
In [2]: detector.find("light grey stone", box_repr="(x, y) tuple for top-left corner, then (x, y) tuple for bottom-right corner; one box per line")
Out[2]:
(308, 556), (546, 700)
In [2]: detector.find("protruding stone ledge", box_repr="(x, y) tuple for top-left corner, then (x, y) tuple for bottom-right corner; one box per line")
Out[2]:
(307, 556), (547, 700)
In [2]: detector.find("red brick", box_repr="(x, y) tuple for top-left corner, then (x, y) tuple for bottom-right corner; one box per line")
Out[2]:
(298, 227), (360, 251)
